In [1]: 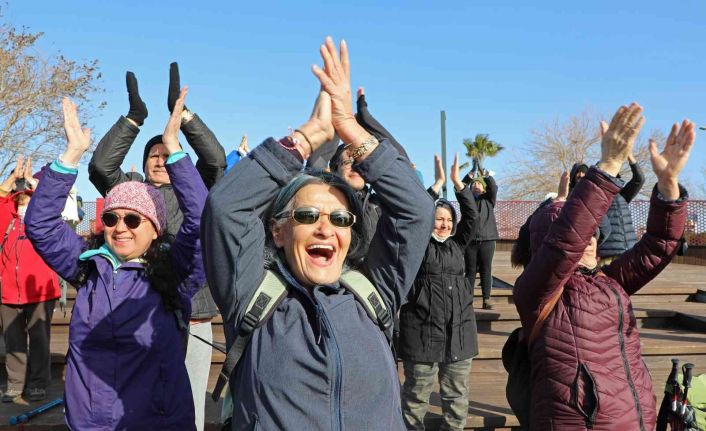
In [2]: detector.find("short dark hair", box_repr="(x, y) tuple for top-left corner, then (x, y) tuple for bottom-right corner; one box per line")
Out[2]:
(268, 170), (366, 267)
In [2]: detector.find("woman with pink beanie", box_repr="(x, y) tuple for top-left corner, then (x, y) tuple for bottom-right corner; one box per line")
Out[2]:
(25, 89), (207, 430)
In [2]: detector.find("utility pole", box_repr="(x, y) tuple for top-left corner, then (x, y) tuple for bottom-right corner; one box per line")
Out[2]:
(440, 110), (447, 199)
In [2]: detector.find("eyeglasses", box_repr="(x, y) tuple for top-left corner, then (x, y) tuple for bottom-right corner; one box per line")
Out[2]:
(276, 207), (356, 228)
(101, 212), (149, 229)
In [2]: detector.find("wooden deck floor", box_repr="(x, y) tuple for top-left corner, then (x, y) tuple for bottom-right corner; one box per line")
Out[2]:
(1, 251), (705, 430)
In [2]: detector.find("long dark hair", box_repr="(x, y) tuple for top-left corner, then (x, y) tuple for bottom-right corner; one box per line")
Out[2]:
(72, 234), (182, 312)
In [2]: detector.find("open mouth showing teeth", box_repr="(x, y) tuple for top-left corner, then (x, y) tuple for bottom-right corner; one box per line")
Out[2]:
(306, 244), (335, 261)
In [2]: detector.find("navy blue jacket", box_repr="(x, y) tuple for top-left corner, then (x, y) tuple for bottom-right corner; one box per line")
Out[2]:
(202, 139), (434, 430)
(599, 162), (645, 257)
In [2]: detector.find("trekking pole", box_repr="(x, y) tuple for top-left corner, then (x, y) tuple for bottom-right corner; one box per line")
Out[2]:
(669, 358), (680, 413)
(680, 363), (694, 416)
(8, 397), (63, 425)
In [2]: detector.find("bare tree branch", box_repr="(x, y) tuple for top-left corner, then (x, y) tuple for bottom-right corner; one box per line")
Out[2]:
(0, 13), (104, 178)
(501, 109), (662, 200)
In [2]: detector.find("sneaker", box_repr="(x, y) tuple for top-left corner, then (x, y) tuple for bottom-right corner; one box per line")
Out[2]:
(26, 388), (47, 402)
(2, 389), (22, 403)
(482, 299), (494, 310)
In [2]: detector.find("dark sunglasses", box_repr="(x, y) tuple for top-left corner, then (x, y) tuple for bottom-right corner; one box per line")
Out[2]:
(101, 212), (148, 229)
(276, 206), (356, 228)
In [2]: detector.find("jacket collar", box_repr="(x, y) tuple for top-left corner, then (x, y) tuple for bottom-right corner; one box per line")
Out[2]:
(274, 255), (342, 295)
(79, 244), (145, 270)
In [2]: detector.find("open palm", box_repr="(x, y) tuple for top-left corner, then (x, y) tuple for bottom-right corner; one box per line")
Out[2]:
(62, 98), (91, 152)
(649, 120), (695, 181)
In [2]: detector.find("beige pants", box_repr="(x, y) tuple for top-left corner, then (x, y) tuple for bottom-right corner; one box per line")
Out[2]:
(401, 358), (473, 431)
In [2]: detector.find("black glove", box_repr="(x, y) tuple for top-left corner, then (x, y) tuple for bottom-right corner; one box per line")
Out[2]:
(168, 62), (188, 113)
(125, 71), (148, 126)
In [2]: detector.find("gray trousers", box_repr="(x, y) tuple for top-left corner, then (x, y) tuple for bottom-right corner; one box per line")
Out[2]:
(401, 358), (473, 431)
(185, 320), (213, 431)
(0, 301), (55, 392)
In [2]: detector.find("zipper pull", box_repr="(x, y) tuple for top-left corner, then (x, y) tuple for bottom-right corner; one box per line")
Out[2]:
(316, 305), (323, 345)
(113, 269), (118, 290)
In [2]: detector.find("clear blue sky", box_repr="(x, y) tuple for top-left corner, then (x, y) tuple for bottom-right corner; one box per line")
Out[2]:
(6, 0), (706, 200)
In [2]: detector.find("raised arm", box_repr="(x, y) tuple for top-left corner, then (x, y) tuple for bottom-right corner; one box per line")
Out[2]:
(88, 71), (146, 196)
(160, 88), (208, 297)
(619, 155), (645, 203)
(604, 120), (695, 294)
(357, 142), (434, 312)
(449, 154), (479, 249)
(0, 156), (26, 229)
(513, 103), (645, 335)
(313, 37), (434, 313)
(429, 154), (445, 196)
(484, 175), (498, 206)
(355, 87), (411, 161)
(168, 62), (226, 189)
(26, 98), (91, 280)
(202, 88), (333, 329)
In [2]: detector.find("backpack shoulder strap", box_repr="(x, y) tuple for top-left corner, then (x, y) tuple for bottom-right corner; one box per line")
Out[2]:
(528, 285), (564, 345)
(212, 269), (289, 402)
(339, 270), (393, 343)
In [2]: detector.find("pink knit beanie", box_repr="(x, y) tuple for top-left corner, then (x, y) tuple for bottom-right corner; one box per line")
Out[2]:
(102, 181), (167, 234)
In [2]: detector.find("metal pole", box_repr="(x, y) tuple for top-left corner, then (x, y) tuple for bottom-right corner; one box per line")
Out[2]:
(440, 110), (447, 199)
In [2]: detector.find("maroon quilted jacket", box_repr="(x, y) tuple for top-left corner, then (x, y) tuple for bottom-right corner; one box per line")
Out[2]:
(513, 167), (687, 430)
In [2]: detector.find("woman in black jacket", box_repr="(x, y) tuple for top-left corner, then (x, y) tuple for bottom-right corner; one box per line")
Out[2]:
(399, 154), (479, 431)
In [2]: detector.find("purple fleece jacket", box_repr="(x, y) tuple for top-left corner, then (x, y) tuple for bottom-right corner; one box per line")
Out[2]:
(26, 154), (207, 430)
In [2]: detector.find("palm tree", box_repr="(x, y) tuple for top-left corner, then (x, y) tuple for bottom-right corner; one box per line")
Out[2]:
(461, 134), (504, 175)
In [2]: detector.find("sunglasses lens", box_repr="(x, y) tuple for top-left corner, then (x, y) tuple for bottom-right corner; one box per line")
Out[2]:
(124, 214), (143, 229)
(292, 208), (319, 224)
(330, 211), (354, 228)
(101, 212), (119, 227)
(101, 212), (143, 229)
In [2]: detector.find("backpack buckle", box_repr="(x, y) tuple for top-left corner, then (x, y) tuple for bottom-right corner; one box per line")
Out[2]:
(240, 292), (272, 333)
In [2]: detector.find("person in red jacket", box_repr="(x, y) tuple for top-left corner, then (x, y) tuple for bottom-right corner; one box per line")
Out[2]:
(513, 103), (695, 430)
(0, 156), (60, 403)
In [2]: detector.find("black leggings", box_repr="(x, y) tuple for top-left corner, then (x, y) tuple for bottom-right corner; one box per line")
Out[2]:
(464, 240), (496, 300)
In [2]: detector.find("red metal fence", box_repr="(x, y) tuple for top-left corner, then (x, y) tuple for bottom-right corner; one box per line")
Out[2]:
(448, 200), (706, 246)
(77, 200), (706, 246)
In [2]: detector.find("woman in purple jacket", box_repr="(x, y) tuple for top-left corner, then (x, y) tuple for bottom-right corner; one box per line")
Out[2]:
(25, 91), (207, 430)
(513, 103), (696, 430)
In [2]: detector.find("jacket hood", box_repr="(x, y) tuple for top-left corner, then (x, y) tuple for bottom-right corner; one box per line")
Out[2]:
(142, 134), (164, 171)
(569, 163), (589, 190)
(529, 199), (609, 258)
(529, 201), (564, 256)
(434, 198), (458, 238)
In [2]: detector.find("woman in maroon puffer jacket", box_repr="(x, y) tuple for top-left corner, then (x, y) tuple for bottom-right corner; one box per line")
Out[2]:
(513, 102), (696, 430)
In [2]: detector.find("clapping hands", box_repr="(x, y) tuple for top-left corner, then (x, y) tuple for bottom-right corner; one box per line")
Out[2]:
(432, 154), (446, 192)
(61, 98), (92, 166)
(125, 72), (148, 127)
(649, 120), (696, 200)
(162, 87), (188, 154)
(556, 171), (570, 201)
(450, 154), (464, 191)
(598, 103), (644, 176)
